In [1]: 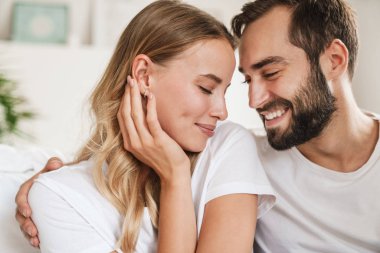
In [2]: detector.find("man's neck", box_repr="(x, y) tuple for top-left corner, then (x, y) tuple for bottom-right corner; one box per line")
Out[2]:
(297, 99), (379, 173)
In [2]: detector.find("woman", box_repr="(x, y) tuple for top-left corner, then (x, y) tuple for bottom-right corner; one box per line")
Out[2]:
(24, 1), (274, 252)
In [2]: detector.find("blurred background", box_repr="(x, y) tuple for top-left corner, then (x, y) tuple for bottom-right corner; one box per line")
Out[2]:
(0, 0), (379, 157)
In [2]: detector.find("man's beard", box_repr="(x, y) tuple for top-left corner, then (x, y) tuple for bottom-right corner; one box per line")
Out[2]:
(261, 64), (337, 150)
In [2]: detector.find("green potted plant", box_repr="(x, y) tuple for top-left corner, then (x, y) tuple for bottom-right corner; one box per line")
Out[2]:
(0, 73), (35, 143)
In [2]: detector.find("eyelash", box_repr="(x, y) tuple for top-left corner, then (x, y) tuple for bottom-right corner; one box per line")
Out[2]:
(263, 71), (279, 79)
(199, 86), (213, 95)
(242, 77), (251, 85)
(241, 70), (280, 84)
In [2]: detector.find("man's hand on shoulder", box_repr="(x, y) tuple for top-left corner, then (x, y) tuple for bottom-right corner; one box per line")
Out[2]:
(15, 157), (64, 247)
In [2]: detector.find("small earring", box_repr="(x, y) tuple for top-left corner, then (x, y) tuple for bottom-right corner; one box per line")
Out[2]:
(143, 87), (149, 98)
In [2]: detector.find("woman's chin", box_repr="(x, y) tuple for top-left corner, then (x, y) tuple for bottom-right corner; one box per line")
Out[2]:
(181, 141), (206, 153)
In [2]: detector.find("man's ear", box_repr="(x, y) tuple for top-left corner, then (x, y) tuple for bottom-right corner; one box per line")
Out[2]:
(320, 39), (349, 81)
(131, 54), (153, 94)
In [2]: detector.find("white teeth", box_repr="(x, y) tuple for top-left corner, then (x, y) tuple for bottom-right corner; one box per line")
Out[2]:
(264, 109), (285, 120)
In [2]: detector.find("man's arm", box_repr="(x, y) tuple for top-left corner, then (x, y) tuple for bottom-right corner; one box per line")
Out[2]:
(15, 157), (64, 247)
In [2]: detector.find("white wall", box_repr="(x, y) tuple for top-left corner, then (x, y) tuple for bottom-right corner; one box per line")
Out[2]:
(0, 0), (248, 45)
(0, 0), (379, 157)
(0, 42), (111, 156)
(349, 0), (380, 113)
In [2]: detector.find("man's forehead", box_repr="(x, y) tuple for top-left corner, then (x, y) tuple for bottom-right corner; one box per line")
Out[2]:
(238, 8), (296, 69)
(239, 6), (292, 43)
(238, 35), (289, 68)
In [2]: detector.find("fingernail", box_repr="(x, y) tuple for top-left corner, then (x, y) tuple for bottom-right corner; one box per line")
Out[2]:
(27, 228), (33, 236)
(22, 210), (27, 217)
(130, 80), (135, 87)
(29, 238), (34, 246)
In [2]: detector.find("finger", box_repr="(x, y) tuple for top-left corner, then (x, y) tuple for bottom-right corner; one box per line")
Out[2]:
(15, 157), (63, 217)
(15, 177), (36, 217)
(130, 78), (152, 141)
(43, 157), (64, 172)
(15, 209), (26, 225)
(17, 211), (40, 247)
(20, 228), (30, 240)
(15, 156), (63, 218)
(21, 218), (38, 237)
(122, 79), (141, 149)
(117, 82), (131, 150)
(146, 93), (163, 138)
(30, 236), (40, 248)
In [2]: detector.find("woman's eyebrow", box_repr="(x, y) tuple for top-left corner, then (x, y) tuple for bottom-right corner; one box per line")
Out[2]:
(199, 74), (222, 84)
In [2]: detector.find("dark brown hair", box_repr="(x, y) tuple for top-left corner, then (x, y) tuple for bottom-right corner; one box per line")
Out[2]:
(232, 0), (358, 79)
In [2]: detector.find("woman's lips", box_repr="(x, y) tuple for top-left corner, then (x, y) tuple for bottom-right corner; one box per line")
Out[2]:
(195, 123), (215, 137)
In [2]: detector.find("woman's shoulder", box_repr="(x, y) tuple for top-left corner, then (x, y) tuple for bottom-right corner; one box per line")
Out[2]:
(28, 159), (120, 252)
(207, 121), (257, 151)
(215, 122), (273, 155)
(36, 159), (94, 187)
(31, 159), (105, 207)
(213, 121), (254, 141)
(195, 121), (260, 165)
(29, 158), (119, 223)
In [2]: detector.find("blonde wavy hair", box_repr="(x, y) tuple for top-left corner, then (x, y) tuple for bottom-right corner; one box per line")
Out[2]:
(73, 0), (236, 252)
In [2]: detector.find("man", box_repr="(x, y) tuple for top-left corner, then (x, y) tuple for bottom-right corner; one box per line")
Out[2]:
(232, 0), (380, 252)
(16, 0), (380, 252)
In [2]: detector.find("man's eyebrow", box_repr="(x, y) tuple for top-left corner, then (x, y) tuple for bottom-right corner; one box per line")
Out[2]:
(199, 74), (223, 84)
(238, 56), (288, 73)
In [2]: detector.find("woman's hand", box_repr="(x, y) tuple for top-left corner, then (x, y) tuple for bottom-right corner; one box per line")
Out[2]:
(118, 76), (197, 252)
(117, 76), (191, 184)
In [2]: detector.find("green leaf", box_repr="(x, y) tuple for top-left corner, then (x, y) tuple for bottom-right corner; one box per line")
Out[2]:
(0, 73), (36, 143)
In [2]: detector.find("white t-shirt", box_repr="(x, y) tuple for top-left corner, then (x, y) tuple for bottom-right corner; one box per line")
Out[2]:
(254, 118), (380, 252)
(29, 121), (275, 253)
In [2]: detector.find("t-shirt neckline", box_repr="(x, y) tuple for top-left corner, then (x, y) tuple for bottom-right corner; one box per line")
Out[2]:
(290, 113), (380, 178)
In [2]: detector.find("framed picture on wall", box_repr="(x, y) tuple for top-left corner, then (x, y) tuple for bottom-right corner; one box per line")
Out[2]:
(11, 2), (68, 44)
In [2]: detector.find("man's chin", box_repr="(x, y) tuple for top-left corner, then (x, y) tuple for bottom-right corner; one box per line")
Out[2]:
(268, 139), (294, 150)
(266, 128), (295, 150)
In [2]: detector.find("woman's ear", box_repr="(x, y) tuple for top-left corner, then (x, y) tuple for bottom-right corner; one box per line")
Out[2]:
(131, 54), (153, 94)
(320, 39), (349, 81)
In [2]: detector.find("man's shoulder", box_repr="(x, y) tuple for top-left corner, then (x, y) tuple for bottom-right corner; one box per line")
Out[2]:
(250, 128), (295, 168)
(250, 128), (273, 153)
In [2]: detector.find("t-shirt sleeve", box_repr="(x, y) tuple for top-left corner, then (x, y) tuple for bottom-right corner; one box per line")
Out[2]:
(29, 181), (114, 253)
(205, 123), (275, 218)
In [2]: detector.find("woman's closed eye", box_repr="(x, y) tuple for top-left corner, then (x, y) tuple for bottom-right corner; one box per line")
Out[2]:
(199, 86), (213, 95)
